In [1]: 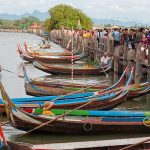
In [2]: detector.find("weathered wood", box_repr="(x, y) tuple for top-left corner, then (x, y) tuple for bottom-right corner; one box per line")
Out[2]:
(114, 46), (120, 82)
(135, 44), (142, 83)
(147, 45), (150, 82)
(49, 30), (149, 80)
(127, 49), (136, 82)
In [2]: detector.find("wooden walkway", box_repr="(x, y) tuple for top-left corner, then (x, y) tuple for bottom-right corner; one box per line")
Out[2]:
(10, 137), (150, 150)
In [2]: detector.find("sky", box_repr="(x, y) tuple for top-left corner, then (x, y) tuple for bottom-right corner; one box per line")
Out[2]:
(0, 0), (149, 23)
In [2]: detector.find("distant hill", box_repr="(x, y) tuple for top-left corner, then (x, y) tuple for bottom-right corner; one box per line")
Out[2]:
(0, 10), (49, 21)
(0, 10), (148, 27)
(93, 18), (146, 27)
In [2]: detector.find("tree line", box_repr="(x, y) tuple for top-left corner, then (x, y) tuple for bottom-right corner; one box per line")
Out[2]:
(0, 16), (41, 29)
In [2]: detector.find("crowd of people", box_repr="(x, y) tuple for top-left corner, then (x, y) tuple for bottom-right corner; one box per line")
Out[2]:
(50, 27), (150, 63)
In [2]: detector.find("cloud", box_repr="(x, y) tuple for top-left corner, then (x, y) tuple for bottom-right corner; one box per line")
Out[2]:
(109, 4), (124, 11)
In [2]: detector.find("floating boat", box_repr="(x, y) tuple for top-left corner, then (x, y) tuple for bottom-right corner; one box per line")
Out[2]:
(24, 42), (77, 56)
(32, 53), (84, 63)
(17, 44), (83, 63)
(33, 60), (112, 75)
(1, 82), (150, 135)
(26, 65), (150, 98)
(0, 68), (134, 113)
(17, 44), (33, 62)
(24, 64), (127, 96)
(0, 80), (128, 112)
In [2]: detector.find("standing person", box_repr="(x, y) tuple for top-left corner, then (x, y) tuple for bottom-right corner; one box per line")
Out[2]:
(112, 28), (121, 47)
(96, 29), (101, 48)
(123, 28), (129, 48)
(135, 28), (143, 49)
(129, 29), (136, 50)
(108, 29), (113, 40)
(147, 30), (150, 46)
(140, 33), (148, 62)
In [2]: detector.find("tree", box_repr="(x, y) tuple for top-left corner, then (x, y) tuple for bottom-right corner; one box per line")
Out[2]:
(44, 18), (52, 32)
(45, 4), (93, 31)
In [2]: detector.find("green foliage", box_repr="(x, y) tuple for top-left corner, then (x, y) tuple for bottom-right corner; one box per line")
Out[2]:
(45, 4), (93, 30)
(0, 16), (41, 29)
(44, 18), (52, 32)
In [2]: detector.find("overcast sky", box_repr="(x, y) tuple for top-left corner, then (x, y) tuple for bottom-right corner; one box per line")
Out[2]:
(0, 0), (149, 23)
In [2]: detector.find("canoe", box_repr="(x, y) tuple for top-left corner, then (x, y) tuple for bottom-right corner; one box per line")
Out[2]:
(33, 53), (84, 63)
(8, 90), (129, 111)
(17, 44), (33, 62)
(24, 64), (150, 99)
(1, 83), (150, 135)
(33, 60), (112, 75)
(24, 42), (77, 56)
(0, 80), (128, 111)
(0, 68), (132, 112)
(24, 64), (127, 96)
(18, 44), (83, 63)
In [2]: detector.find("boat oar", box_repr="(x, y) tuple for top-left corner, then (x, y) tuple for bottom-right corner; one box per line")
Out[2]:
(1, 66), (23, 78)
(21, 97), (103, 136)
(120, 137), (150, 150)
(99, 63), (109, 78)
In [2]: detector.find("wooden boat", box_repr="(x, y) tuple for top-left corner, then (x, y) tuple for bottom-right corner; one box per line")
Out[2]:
(18, 44), (83, 63)
(33, 60), (112, 75)
(23, 65), (150, 99)
(3, 90), (128, 111)
(24, 64), (127, 96)
(32, 53), (84, 63)
(1, 82), (150, 135)
(0, 68), (132, 112)
(24, 42), (77, 56)
(17, 44), (33, 62)
(127, 83), (150, 99)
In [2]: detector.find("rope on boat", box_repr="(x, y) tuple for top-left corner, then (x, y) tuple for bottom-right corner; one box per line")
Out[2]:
(20, 98), (101, 136)
(19, 68), (134, 135)
(0, 66), (23, 78)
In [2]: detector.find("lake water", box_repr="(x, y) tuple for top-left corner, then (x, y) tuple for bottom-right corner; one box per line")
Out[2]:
(0, 32), (150, 145)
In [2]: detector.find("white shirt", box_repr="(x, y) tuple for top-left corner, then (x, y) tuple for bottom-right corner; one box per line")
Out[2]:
(101, 56), (110, 65)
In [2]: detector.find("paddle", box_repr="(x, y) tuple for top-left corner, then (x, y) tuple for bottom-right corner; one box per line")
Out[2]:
(99, 63), (109, 78)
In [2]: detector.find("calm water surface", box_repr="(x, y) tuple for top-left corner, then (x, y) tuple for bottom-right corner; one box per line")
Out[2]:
(0, 32), (150, 144)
